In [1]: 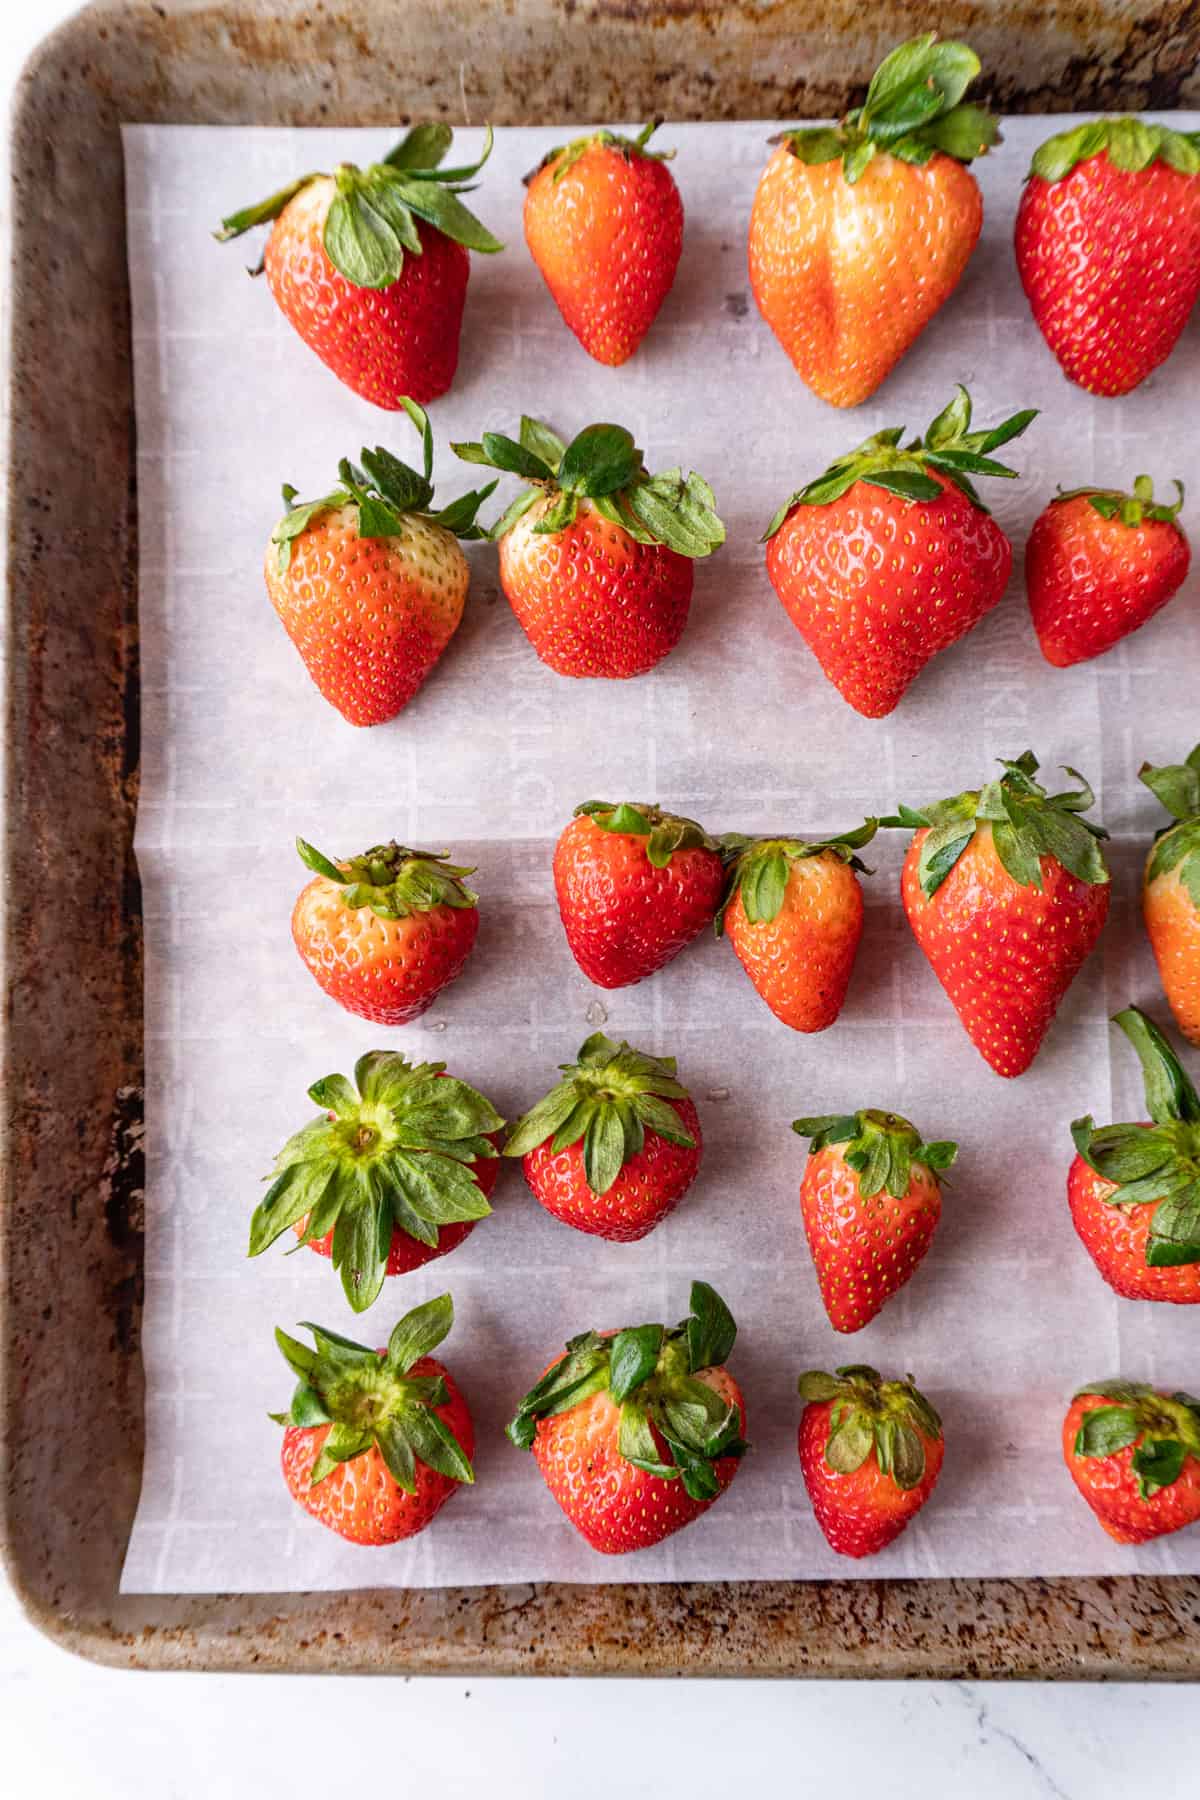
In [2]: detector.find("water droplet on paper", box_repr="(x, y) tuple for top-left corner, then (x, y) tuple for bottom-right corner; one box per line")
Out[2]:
(428, 1019), (447, 1034)
(585, 999), (608, 1026)
(706, 1087), (731, 1102)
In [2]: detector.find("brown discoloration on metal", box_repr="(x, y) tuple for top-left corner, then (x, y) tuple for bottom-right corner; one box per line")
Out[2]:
(4, 0), (1200, 1677)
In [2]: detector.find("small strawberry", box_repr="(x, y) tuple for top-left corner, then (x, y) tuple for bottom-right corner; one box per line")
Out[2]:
(1068, 1006), (1200, 1303)
(798, 1365), (944, 1558)
(274, 1295), (474, 1545)
(454, 416), (723, 678)
(216, 124), (502, 406)
(1063, 1380), (1200, 1545)
(717, 821), (877, 1031)
(1015, 117), (1200, 398)
(1026, 477), (1190, 667)
(553, 800), (726, 989)
(524, 122), (683, 365)
(504, 1033), (701, 1242)
(1140, 746), (1200, 1045)
(291, 838), (479, 1026)
(764, 386), (1035, 717)
(889, 751), (1111, 1077)
(792, 1111), (957, 1331)
(748, 35), (999, 407)
(265, 399), (496, 726)
(248, 1050), (504, 1311)
(507, 1280), (747, 1554)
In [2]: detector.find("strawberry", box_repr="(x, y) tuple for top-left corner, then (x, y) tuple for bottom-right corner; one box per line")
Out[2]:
(291, 838), (478, 1026)
(524, 122), (683, 366)
(1015, 117), (1200, 398)
(507, 1280), (747, 1554)
(1068, 1006), (1200, 1303)
(264, 400), (496, 726)
(1063, 1380), (1200, 1545)
(454, 416), (723, 678)
(748, 35), (999, 407)
(504, 1033), (701, 1242)
(798, 1365), (944, 1558)
(248, 1050), (504, 1311)
(1140, 746), (1200, 1045)
(216, 124), (502, 406)
(553, 800), (726, 989)
(764, 387), (1035, 717)
(1026, 477), (1190, 667)
(889, 751), (1110, 1077)
(274, 1295), (474, 1545)
(792, 1111), (956, 1331)
(718, 821), (877, 1031)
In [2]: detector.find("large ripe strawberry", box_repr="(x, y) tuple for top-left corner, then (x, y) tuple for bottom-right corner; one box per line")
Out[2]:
(553, 800), (725, 988)
(1026, 476), (1190, 667)
(1015, 117), (1200, 397)
(1140, 745), (1200, 1045)
(265, 399), (496, 726)
(792, 1111), (956, 1331)
(764, 386), (1035, 717)
(748, 34), (999, 407)
(1063, 1380), (1200, 1545)
(507, 1280), (747, 1554)
(1068, 1006), (1200, 1303)
(216, 124), (502, 406)
(291, 837), (479, 1026)
(454, 416), (723, 678)
(274, 1295), (474, 1544)
(889, 751), (1111, 1077)
(798, 1365), (944, 1558)
(504, 1033), (701, 1242)
(248, 1050), (504, 1311)
(524, 122), (683, 365)
(718, 821), (877, 1031)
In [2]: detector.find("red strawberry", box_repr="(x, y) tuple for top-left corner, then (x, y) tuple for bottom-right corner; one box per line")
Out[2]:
(891, 751), (1111, 1077)
(524, 123), (683, 366)
(454, 417), (723, 679)
(216, 124), (502, 407)
(1026, 477), (1190, 667)
(249, 1050), (504, 1311)
(798, 1365), (944, 1558)
(1015, 117), (1200, 398)
(1063, 1381), (1200, 1545)
(1068, 1006), (1200, 1303)
(1140, 746), (1200, 1046)
(764, 387), (1035, 717)
(275, 1296), (474, 1545)
(505, 1033), (701, 1242)
(507, 1281), (747, 1554)
(553, 801), (726, 989)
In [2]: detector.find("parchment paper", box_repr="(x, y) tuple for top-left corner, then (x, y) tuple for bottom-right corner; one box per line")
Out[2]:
(119, 118), (1200, 1593)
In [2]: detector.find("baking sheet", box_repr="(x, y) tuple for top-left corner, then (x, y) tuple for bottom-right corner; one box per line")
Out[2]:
(119, 117), (1200, 1593)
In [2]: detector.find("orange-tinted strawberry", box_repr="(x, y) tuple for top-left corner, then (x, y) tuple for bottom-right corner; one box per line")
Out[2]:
(524, 123), (683, 365)
(798, 1365), (944, 1558)
(275, 1296), (474, 1545)
(1063, 1381), (1200, 1545)
(1015, 118), (1200, 398)
(748, 35), (998, 407)
(216, 125), (502, 407)
(507, 1281), (747, 1554)
(764, 387), (1034, 717)
(1140, 746), (1200, 1046)
(890, 752), (1110, 1077)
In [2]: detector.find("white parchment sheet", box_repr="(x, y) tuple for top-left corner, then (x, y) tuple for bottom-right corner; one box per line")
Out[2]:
(120, 118), (1200, 1592)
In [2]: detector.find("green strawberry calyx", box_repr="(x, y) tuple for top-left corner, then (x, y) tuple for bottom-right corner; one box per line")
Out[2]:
(792, 1109), (958, 1196)
(503, 1032), (696, 1195)
(1071, 1007), (1200, 1269)
(762, 386), (1036, 538)
(524, 119), (674, 186)
(506, 1280), (748, 1501)
(249, 1051), (504, 1313)
(215, 122), (503, 284)
(775, 34), (1000, 186)
(1053, 474), (1185, 529)
(1142, 742), (1200, 910)
(452, 415), (725, 557)
(883, 749), (1110, 899)
(1030, 116), (1200, 184)
(1071, 1379), (1200, 1501)
(296, 838), (478, 918)
(575, 799), (721, 869)
(272, 1295), (474, 1492)
(714, 820), (878, 935)
(797, 1364), (942, 1491)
